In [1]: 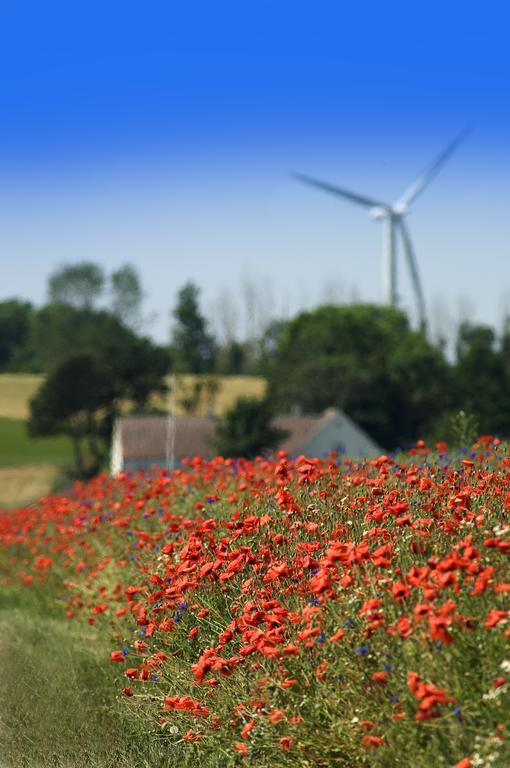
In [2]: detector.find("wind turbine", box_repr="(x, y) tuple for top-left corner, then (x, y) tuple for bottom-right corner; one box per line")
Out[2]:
(293, 131), (468, 331)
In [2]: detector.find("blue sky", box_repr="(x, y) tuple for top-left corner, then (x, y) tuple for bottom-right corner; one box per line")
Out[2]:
(1, 0), (510, 342)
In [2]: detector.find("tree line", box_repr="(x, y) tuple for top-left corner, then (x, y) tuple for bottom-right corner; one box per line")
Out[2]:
(1, 260), (509, 474)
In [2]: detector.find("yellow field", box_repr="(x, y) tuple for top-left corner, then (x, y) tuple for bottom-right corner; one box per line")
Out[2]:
(157, 374), (267, 416)
(0, 464), (60, 508)
(0, 374), (44, 420)
(0, 373), (266, 421)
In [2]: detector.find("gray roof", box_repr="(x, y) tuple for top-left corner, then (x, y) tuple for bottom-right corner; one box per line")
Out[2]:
(118, 415), (216, 461)
(273, 409), (337, 455)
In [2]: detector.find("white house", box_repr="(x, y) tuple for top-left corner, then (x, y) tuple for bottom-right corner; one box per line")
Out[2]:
(111, 408), (382, 474)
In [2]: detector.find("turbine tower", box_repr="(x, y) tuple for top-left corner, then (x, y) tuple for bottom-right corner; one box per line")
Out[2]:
(293, 131), (468, 331)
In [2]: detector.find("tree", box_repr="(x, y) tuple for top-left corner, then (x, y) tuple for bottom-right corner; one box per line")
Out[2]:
(216, 397), (288, 458)
(111, 263), (143, 329)
(28, 354), (113, 477)
(0, 299), (34, 370)
(27, 304), (171, 476)
(455, 321), (510, 435)
(171, 282), (216, 373)
(48, 262), (105, 309)
(29, 304), (130, 372)
(267, 304), (453, 449)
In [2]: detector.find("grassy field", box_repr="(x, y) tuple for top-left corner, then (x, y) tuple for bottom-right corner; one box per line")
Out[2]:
(0, 582), (178, 768)
(0, 373), (266, 507)
(0, 373), (267, 422)
(0, 374), (44, 420)
(0, 417), (72, 467)
(0, 464), (62, 508)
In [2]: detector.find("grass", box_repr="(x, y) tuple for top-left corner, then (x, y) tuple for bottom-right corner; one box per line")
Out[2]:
(0, 579), (245, 768)
(0, 464), (61, 508)
(0, 373), (267, 424)
(0, 582), (171, 768)
(2, 451), (509, 767)
(0, 374), (266, 504)
(0, 374), (44, 420)
(0, 418), (73, 507)
(0, 418), (72, 468)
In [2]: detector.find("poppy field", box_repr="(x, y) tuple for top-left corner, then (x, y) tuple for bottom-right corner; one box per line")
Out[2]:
(0, 441), (509, 767)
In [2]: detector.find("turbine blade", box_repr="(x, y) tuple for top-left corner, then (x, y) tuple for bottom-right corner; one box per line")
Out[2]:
(292, 172), (385, 209)
(396, 128), (469, 209)
(398, 218), (427, 331)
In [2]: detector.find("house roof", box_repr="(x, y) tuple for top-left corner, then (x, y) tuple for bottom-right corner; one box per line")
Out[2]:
(273, 409), (337, 455)
(116, 408), (342, 463)
(118, 415), (216, 461)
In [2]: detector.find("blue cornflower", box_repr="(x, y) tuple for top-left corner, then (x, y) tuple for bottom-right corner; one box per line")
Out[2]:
(173, 614), (182, 623)
(140, 629), (146, 636)
(355, 645), (369, 656)
(390, 694), (399, 703)
(308, 597), (321, 606)
(383, 663), (393, 672)
(343, 618), (356, 629)
(310, 569), (319, 575)
(316, 632), (326, 644)
(178, 601), (187, 610)
(151, 674), (159, 683)
(122, 646), (129, 656)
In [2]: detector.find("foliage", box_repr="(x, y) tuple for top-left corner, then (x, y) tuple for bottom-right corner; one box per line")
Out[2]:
(111, 263), (144, 329)
(455, 322), (510, 436)
(172, 282), (217, 374)
(216, 396), (288, 457)
(27, 326), (171, 478)
(48, 261), (105, 309)
(0, 443), (509, 767)
(267, 304), (453, 449)
(215, 340), (247, 375)
(0, 584), (176, 768)
(0, 299), (34, 371)
(28, 354), (114, 477)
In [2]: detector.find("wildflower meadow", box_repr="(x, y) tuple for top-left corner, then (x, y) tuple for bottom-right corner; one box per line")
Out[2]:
(0, 440), (509, 767)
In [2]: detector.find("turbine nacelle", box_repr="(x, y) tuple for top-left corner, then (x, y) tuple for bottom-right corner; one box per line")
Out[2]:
(369, 206), (390, 221)
(390, 202), (408, 216)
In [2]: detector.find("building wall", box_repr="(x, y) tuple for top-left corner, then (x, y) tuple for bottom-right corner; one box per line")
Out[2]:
(124, 458), (168, 473)
(110, 422), (123, 475)
(303, 412), (381, 458)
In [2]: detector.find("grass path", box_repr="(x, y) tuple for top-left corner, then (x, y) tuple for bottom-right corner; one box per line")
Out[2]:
(0, 584), (160, 768)
(0, 581), (231, 768)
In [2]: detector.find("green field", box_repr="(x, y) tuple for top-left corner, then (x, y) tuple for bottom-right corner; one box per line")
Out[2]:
(0, 582), (175, 768)
(0, 417), (72, 467)
(0, 373), (266, 507)
(0, 418), (73, 506)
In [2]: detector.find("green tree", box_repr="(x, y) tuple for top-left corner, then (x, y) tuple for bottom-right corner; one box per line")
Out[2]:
(454, 321), (510, 435)
(171, 283), (216, 373)
(48, 262), (105, 309)
(27, 304), (171, 476)
(0, 299), (34, 370)
(29, 304), (130, 372)
(111, 263), (143, 329)
(216, 396), (288, 458)
(267, 304), (453, 449)
(28, 354), (113, 477)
